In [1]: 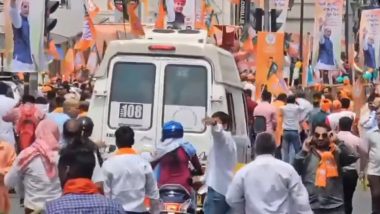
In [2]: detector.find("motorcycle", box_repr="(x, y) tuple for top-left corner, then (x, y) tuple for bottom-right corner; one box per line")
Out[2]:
(159, 184), (194, 214)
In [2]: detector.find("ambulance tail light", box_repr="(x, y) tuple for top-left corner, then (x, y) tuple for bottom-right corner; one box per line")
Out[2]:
(148, 45), (176, 51)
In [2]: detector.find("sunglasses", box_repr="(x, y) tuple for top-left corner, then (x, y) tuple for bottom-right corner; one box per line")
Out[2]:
(314, 132), (328, 139)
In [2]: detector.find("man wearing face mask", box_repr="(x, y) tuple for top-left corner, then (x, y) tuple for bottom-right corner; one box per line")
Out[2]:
(10, 0), (34, 72)
(293, 123), (358, 214)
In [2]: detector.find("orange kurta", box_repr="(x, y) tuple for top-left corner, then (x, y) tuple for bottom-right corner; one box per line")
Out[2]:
(0, 141), (16, 214)
(272, 100), (285, 146)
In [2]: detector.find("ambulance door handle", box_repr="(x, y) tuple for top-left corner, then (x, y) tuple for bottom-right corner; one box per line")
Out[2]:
(141, 136), (153, 142)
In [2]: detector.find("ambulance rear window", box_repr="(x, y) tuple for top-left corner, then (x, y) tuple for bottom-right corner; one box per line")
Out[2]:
(162, 64), (208, 133)
(109, 62), (156, 130)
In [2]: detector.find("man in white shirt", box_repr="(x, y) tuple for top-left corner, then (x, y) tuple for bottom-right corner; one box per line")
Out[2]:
(360, 100), (380, 214)
(0, 82), (18, 145)
(281, 95), (304, 163)
(327, 98), (356, 132)
(203, 112), (237, 214)
(102, 126), (159, 214)
(226, 132), (312, 214)
(337, 117), (368, 214)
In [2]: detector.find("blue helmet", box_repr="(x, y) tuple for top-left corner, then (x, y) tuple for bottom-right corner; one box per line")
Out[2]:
(161, 121), (184, 142)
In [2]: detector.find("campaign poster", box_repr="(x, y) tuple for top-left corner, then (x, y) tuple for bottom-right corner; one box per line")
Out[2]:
(359, 9), (380, 70)
(256, 32), (286, 98)
(6, 0), (34, 72)
(272, 0), (289, 32)
(312, 0), (343, 72)
(166, 0), (195, 30)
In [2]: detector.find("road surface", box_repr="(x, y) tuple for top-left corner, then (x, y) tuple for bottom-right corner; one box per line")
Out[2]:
(10, 184), (372, 213)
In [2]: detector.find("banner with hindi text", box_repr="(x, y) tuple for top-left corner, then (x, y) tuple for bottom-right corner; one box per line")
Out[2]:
(312, 0), (343, 71)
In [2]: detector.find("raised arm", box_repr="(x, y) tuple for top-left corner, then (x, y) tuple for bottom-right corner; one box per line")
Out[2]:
(10, 0), (22, 29)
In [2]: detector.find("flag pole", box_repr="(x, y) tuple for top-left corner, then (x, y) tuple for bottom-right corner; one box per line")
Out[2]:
(82, 2), (102, 72)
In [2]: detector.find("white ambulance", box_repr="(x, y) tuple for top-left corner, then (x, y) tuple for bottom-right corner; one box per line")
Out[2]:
(88, 29), (251, 163)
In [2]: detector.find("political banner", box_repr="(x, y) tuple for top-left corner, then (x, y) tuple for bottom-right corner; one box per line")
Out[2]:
(359, 9), (380, 71)
(272, 0), (289, 32)
(166, 0), (196, 29)
(256, 32), (287, 98)
(6, 0), (34, 72)
(312, 0), (343, 72)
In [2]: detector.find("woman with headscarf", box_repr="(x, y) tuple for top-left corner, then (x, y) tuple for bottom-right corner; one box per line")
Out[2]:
(4, 119), (62, 214)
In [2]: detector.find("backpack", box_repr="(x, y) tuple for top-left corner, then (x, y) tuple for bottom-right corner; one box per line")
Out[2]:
(16, 105), (39, 152)
(253, 115), (267, 134)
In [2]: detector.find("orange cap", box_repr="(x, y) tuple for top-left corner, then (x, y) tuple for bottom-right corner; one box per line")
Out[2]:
(320, 99), (332, 112)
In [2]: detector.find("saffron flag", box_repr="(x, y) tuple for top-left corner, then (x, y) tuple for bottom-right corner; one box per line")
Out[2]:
(87, 0), (100, 19)
(47, 40), (60, 60)
(155, 0), (166, 29)
(86, 49), (98, 75)
(63, 48), (75, 80)
(75, 9), (96, 52)
(127, 1), (145, 36)
(312, 0), (343, 71)
(74, 51), (86, 70)
(195, 0), (208, 30)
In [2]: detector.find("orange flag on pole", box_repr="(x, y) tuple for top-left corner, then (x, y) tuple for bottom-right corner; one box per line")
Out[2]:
(127, 1), (145, 36)
(63, 48), (75, 80)
(74, 10), (96, 52)
(195, 0), (207, 29)
(87, 0), (100, 19)
(47, 40), (60, 60)
(74, 51), (86, 70)
(155, 0), (166, 29)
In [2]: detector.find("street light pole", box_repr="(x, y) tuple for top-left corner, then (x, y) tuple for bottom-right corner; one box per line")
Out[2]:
(300, 0), (304, 59)
(345, 0), (349, 60)
(264, 0), (270, 31)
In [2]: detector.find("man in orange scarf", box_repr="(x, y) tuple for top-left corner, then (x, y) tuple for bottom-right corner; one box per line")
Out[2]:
(45, 142), (124, 213)
(293, 123), (358, 214)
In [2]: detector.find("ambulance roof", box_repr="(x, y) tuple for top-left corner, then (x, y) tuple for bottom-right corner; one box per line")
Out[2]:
(95, 29), (243, 89)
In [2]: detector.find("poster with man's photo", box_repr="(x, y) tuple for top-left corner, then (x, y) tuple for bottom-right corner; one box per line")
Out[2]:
(166, 0), (195, 30)
(5, 0), (46, 73)
(359, 9), (380, 71)
(311, 0), (343, 71)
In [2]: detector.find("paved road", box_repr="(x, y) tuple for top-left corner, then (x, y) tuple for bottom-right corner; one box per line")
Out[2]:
(10, 185), (372, 213)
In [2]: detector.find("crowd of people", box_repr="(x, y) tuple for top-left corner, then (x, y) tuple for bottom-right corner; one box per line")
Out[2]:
(242, 77), (380, 214)
(0, 73), (379, 214)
